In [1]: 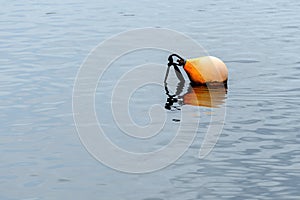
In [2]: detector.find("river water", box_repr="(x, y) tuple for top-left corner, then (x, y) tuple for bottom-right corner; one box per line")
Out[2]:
(1, 0), (300, 199)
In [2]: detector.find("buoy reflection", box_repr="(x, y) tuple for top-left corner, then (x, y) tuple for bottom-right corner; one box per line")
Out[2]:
(164, 65), (227, 110)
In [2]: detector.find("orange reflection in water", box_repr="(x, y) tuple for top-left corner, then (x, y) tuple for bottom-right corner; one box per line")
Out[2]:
(183, 85), (227, 108)
(165, 83), (227, 110)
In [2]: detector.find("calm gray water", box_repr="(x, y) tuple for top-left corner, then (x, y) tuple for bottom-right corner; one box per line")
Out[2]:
(1, 0), (300, 199)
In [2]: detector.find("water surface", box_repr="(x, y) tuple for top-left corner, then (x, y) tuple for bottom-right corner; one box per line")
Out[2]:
(1, 0), (300, 199)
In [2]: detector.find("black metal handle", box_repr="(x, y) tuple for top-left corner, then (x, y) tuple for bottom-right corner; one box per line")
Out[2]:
(167, 54), (186, 67)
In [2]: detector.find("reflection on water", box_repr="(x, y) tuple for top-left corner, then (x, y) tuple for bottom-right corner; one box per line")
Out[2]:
(164, 64), (227, 110)
(165, 82), (227, 110)
(184, 85), (227, 108)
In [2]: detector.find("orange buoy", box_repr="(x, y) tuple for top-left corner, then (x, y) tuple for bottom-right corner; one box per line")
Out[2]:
(168, 54), (228, 86)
